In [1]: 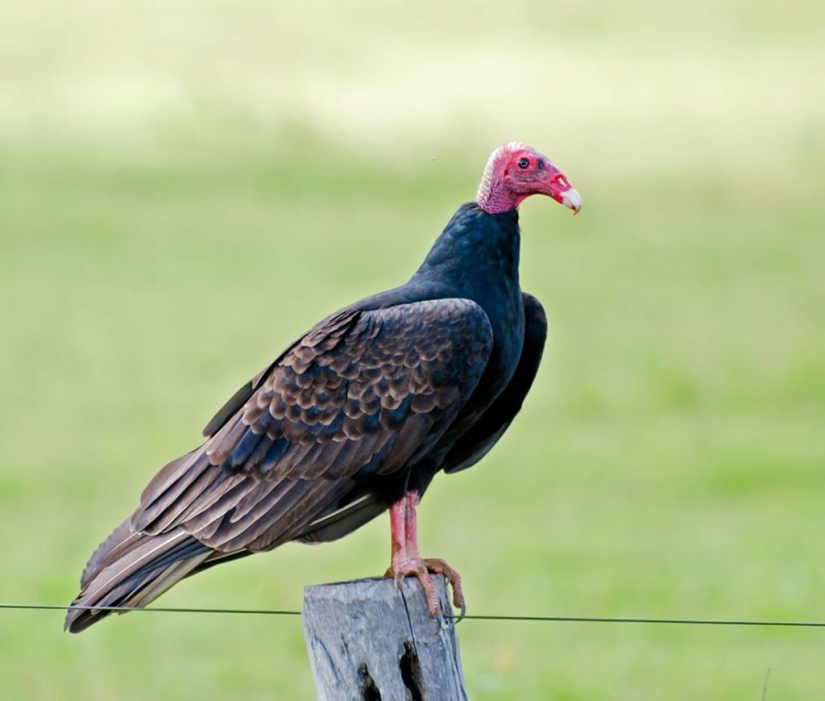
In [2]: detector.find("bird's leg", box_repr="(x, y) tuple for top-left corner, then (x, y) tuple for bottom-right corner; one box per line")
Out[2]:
(404, 491), (467, 618)
(388, 496), (409, 563)
(384, 490), (465, 619)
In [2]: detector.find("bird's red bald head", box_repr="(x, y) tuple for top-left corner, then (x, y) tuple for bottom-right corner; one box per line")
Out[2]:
(475, 142), (582, 215)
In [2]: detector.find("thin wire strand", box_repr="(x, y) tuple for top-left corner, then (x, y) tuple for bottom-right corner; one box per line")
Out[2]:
(3, 603), (825, 628)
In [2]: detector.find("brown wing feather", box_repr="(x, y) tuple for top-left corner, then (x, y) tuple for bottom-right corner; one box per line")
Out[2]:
(130, 298), (493, 553)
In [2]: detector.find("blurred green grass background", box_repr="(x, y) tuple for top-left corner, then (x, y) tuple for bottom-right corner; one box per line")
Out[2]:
(1, 0), (824, 698)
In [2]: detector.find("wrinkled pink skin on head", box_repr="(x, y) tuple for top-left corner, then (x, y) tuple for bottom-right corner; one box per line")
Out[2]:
(476, 143), (580, 215)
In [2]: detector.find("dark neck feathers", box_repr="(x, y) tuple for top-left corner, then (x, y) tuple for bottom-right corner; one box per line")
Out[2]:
(412, 203), (520, 299)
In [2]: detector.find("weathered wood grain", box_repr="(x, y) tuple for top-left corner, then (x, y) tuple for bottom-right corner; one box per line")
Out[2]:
(302, 576), (467, 700)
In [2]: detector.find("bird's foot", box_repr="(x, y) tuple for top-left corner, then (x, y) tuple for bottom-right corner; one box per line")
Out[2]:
(384, 557), (465, 620)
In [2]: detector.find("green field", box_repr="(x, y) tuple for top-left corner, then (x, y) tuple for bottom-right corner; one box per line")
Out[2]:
(2, 1), (824, 698)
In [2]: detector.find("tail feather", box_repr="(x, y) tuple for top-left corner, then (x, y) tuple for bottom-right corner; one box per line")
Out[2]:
(65, 522), (214, 633)
(297, 492), (384, 544)
(79, 518), (133, 589)
(126, 552), (211, 609)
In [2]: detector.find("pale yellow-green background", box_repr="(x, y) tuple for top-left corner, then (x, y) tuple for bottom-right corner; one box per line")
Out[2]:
(1, 1), (824, 698)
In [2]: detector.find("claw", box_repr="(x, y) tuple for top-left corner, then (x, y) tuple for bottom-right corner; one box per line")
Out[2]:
(455, 598), (467, 624)
(386, 492), (466, 620)
(422, 557), (465, 620)
(385, 557), (465, 619)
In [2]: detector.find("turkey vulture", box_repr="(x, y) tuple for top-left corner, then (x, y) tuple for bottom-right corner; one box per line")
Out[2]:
(65, 142), (581, 632)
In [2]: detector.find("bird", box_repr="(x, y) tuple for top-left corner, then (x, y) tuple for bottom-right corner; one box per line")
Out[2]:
(65, 142), (581, 633)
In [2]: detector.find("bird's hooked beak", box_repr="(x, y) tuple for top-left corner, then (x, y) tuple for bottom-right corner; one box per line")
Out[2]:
(540, 162), (582, 214)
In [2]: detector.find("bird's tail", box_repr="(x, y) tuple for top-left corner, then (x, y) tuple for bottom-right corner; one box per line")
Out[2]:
(65, 518), (214, 633)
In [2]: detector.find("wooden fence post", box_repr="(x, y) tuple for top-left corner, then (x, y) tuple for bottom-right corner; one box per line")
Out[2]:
(302, 576), (467, 700)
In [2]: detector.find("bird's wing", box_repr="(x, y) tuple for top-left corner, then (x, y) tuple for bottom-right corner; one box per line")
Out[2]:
(443, 292), (547, 473)
(131, 298), (493, 552)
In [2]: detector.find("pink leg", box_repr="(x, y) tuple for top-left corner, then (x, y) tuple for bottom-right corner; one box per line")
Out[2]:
(404, 490), (421, 558)
(389, 497), (409, 561)
(384, 490), (466, 619)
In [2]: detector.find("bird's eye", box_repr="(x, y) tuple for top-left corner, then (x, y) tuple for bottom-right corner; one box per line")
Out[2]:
(517, 157), (530, 169)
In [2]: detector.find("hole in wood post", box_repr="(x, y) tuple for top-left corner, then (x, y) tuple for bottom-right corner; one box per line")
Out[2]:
(399, 642), (424, 701)
(358, 664), (382, 700)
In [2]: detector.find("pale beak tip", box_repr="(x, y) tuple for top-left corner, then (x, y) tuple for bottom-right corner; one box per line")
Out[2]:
(561, 188), (582, 214)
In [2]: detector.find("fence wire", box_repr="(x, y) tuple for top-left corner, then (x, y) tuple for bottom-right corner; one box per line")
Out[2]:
(3, 603), (825, 628)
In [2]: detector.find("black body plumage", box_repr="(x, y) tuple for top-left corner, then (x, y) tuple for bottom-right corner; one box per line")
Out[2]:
(66, 202), (547, 633)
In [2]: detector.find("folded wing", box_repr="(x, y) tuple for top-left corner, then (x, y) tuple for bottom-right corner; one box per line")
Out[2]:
(131, 298), (494, 553)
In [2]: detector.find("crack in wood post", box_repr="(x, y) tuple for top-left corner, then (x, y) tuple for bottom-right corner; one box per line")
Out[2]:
(399, 642), (424, 701)
(358, 664), (382, 700)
